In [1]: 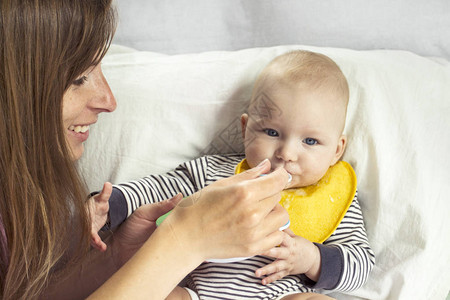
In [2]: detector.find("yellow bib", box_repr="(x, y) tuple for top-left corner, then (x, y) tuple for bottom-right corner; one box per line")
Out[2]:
(235, 160), (357, 243)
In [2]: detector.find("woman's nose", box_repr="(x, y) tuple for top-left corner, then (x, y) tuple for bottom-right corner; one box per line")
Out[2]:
(89, 67), (117, 113)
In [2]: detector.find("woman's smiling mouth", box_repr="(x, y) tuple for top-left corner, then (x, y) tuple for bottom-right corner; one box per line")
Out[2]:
(69, 125), (90, 133)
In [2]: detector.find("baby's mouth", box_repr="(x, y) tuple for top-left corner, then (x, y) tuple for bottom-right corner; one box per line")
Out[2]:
(265, 170), (292, 183)
(68, 125), (89, 133)
(270, 167), (293, 183)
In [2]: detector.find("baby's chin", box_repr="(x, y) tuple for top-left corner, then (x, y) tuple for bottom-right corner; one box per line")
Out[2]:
(284, 180), (302, 190)
(285, 176), (320, 190)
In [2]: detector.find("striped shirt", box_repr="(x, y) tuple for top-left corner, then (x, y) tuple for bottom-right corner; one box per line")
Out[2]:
(110, 154), (375, 299)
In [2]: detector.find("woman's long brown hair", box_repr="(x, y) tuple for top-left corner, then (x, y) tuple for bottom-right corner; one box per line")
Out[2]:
(0, 0), (116, 298)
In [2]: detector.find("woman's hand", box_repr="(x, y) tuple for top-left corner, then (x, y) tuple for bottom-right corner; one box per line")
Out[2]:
(159, 159), (291, 262)
(89, 159), (290, 299)
(111, 193), (183, 267)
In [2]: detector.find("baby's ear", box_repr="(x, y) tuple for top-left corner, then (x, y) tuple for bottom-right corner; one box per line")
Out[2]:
(331, 135), (347, 165)
(240, 113), (249, 139)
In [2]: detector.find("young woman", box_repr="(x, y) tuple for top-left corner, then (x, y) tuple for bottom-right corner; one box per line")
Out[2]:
(0, 1), (289, 299)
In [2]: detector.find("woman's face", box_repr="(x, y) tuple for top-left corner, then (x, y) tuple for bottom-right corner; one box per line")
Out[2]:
(62, 64), (116, 160)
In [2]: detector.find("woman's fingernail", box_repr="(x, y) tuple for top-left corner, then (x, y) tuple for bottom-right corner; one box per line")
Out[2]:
(257, 159), (269, 168)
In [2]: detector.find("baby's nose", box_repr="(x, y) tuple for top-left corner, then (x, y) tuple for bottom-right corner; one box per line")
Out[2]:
(277, 141), (299, 162)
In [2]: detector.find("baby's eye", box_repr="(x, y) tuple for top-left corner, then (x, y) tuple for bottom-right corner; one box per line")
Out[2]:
(264, 129), (279, 137)
(303, 138), (318, 145)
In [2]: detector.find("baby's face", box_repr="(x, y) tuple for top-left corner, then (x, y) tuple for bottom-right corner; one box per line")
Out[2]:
(241, 83), (347, 188)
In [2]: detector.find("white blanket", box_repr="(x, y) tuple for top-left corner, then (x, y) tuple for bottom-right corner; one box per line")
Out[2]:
(77, 44), (450, 300)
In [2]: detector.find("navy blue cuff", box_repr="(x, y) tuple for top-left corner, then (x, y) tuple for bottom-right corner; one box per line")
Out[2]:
(100, 187), (128, 231)
(302, 243), (344, 290)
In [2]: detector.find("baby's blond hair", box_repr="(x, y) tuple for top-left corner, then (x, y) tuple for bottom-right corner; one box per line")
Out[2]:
(251, 50), (349, 107)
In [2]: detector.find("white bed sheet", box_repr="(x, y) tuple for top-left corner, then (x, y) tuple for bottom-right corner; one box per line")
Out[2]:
(77, 44), (450, 299)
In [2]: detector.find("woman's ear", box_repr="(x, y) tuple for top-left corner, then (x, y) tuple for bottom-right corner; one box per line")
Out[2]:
(331, 135), (347, 165)
(240, 113), (249, 139)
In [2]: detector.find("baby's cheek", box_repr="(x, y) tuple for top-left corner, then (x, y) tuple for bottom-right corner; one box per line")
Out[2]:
(244, 146), (260, 167)
(246, 152), (269, 169)
(310, 168), (329, 185)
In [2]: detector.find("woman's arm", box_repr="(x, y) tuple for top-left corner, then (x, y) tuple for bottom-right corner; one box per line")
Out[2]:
(40, 196), (181, 299)
(89, 159), (290, 299)
(88, 214), (203, 299)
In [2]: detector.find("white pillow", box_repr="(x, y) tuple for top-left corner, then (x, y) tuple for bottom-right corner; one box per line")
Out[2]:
(77, 45), (450, 300)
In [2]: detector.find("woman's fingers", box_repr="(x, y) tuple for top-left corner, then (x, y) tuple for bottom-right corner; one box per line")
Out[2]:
(166, 160), (290, 260)
(234, 158), (271, 178)
(221, 165), (290, 229)
(135, 193), (183, 222)
(240, 166), (290, 213)
(252, 228), (286, 256)
(260, 234), (291, 259)
(250, 203), (289, 241)
(216, 158), (272, 185)
(235, 161), (290, 202)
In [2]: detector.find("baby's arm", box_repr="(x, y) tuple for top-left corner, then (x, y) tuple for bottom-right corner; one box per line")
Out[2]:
(111, 156), (231, 226)
(87, 157), (207, 236)
(317, 194), (375, 291)
(256, 192), (375, 291)
(86, 157), (211, 253)
(87, 164), (197, 250)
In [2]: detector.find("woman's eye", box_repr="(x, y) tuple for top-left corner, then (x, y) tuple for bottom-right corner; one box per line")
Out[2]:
(72, 75), (88, 86)
(303, 138), (318, 145)
(264, 129), (279, 137)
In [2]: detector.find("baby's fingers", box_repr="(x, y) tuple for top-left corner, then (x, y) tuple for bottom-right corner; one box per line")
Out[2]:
(255, 260), (289, 285)
(260, 232), (292, 259)
(96, 182), (113, 203)
(91, 232), (107, 252)
(261, 271), (288, 285)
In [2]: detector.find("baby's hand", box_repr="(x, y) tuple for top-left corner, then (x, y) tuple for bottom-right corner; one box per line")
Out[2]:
(255, 228), (320, 285)
(87, 182), (112, 252)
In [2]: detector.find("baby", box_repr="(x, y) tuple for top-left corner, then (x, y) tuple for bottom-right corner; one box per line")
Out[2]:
(90, 50), (374, 299)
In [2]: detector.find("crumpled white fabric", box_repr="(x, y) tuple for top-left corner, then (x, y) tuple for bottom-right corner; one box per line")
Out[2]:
(77, 44), (450, 300)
